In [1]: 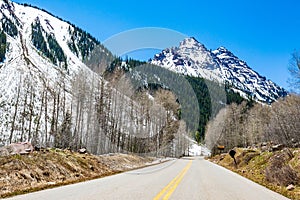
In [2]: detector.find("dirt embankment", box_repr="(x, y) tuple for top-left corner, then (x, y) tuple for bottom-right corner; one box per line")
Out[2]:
(210, 148), (300, 200)
(0, 149), (154, 198)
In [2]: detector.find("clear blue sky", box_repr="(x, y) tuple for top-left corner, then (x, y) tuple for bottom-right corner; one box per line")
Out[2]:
(13, 0), (300, 89)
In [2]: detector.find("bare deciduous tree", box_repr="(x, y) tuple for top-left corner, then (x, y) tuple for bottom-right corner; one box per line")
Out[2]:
(205, 94), (300, 155)
(288, 51), (300, 93)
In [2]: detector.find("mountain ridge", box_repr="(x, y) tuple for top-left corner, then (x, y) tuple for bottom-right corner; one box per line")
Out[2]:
(151, 37), (287, 103)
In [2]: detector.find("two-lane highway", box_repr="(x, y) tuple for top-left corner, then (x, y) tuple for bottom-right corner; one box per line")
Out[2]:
(5, 157), (290, 200)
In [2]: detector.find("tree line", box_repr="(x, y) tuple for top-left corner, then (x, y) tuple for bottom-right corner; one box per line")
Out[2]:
(101, 56), (248, 144)
(205, 94), (300, 155)
(0, 68), (190, 157)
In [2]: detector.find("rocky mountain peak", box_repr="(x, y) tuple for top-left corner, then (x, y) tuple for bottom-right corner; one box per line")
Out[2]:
(179, 37), (207, 52)
(151, 37), (287, 103)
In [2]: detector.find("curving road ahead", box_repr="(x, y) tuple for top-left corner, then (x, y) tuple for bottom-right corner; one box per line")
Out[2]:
(5, 157), (289, 200)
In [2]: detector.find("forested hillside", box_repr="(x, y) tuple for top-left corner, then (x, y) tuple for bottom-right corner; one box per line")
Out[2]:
(104, 57), (248, 143)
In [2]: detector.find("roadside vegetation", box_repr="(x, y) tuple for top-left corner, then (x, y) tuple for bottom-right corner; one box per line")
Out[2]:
(0, 149), (154, 198)
(205, 94), (300, 155)
(206, 93), (300, 199)
(207, 53), (300, 199)
(210, 147), (300, 199)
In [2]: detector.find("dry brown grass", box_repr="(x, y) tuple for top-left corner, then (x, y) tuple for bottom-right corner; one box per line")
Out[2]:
(210, 148), (300, 200)
(265, 152), (299, 187)
(0, 149), (154, 198)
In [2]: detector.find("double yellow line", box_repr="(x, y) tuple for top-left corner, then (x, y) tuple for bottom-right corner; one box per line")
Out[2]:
(153, 160), (193, 200)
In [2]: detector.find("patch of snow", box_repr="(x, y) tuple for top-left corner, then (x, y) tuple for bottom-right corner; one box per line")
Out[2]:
(189, 144), (201, 156)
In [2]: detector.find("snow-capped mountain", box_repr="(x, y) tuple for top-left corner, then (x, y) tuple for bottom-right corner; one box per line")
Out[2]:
(151, 37), (287, 103)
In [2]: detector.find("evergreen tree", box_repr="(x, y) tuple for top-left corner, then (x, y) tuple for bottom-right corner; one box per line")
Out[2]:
(1, 18), (18, 37)
(31, 20), (67, 69)
(0, 31), (6, 62)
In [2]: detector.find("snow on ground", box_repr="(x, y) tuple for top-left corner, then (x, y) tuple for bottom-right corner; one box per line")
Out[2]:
(188, 143), (211, 157)
(189, 144), (202, 156)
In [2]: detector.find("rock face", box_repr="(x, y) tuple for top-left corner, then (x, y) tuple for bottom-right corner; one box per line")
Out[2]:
(78, 147), (87, 154)
(286, 184), (295, 191)
(151, 37), (287, 104)
(272, 144), (284, 152)
(0, 142), (33, 156)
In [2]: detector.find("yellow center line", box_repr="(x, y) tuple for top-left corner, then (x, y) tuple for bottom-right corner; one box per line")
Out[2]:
(153, 160), (193, 200)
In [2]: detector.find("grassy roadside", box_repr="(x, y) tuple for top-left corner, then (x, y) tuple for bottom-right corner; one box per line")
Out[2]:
(0, 149), (154, 198)
(209, 148), (300, 200)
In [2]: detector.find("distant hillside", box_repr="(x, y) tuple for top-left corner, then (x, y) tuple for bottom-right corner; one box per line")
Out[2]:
(104, 57), (248, 142)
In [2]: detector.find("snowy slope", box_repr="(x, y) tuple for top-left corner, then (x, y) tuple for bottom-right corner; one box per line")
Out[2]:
(151, 37), (287, 103)
(0, 0), (103, 97)
(212, 47), (287, 103)
(151, 37), (223, 82)
(0, 1), (188, 158)
(0, 0), (106, 144)
(0, 0), (176, 154)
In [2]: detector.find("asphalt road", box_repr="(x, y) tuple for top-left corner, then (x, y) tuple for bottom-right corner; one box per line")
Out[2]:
(5, 157), (290, 200)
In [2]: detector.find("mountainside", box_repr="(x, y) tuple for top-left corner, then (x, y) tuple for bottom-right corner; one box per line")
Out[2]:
(151, 37), (287, 103)
(0, 0), (105, 141)
(0, 0), (103, 146)
(0, 0), (184, 157)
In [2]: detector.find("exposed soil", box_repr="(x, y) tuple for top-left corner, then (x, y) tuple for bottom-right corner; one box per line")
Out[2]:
(0, 149), (154, 198)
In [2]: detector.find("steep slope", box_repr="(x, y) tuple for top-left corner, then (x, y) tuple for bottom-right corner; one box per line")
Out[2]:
(0, 0), (181, 157)
(151, 37), (287, 103)
(151, 37), (223, 82)
(0, 0), (104, 143)
(212, 47), (287, 103)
